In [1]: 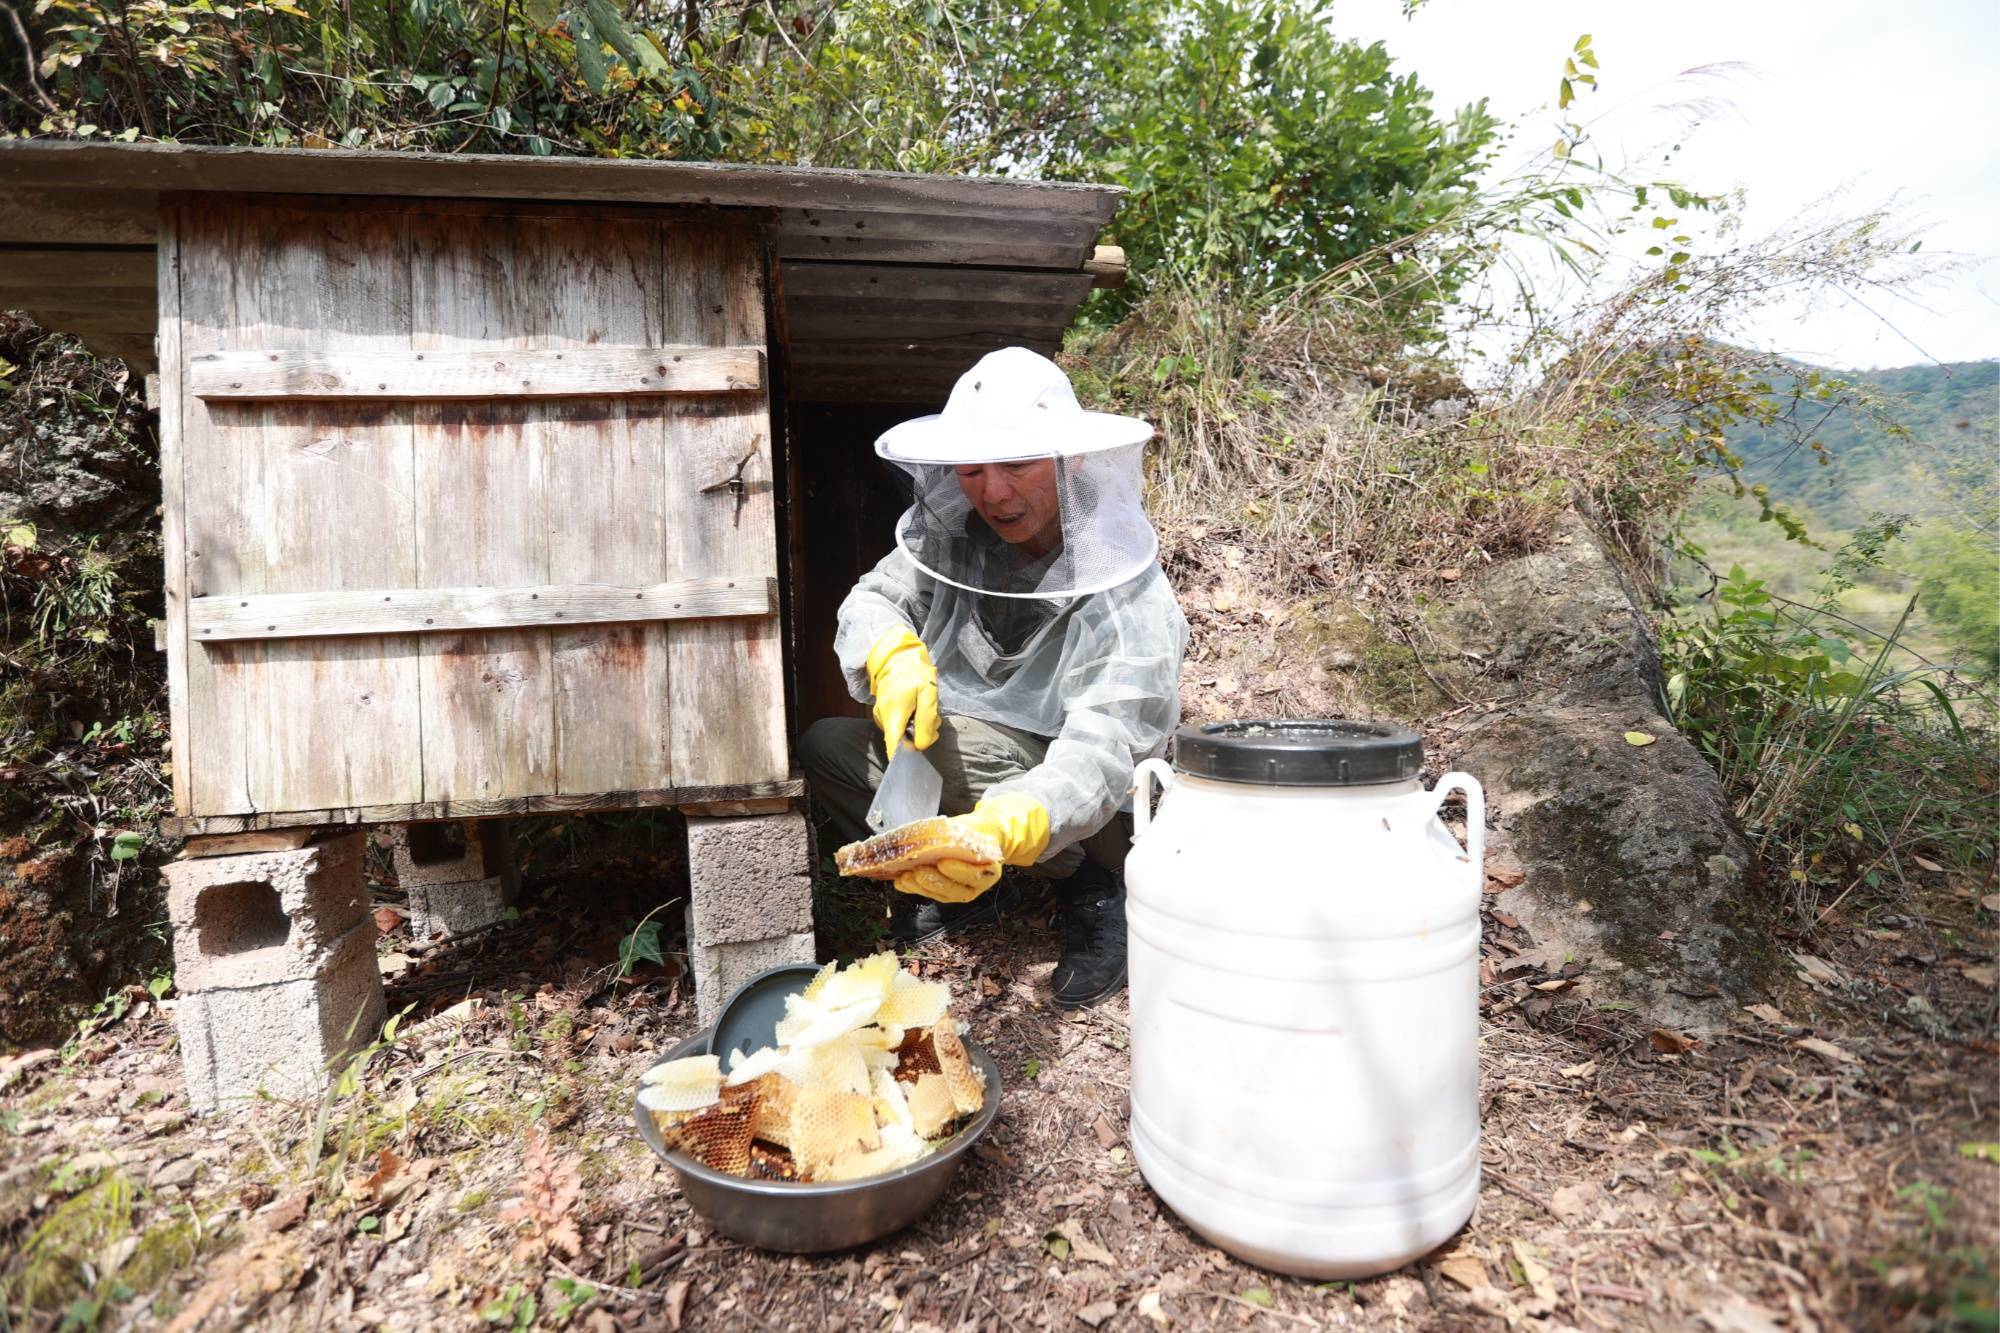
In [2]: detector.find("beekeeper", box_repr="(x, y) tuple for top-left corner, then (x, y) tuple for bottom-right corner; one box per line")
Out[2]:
(801, 347), (1188, 1008)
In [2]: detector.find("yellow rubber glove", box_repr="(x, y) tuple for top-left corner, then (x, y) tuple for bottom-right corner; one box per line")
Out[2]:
(889, 793), (1050, 904)
(865, 626), (939, 759)
(958, 791), (1051, 867)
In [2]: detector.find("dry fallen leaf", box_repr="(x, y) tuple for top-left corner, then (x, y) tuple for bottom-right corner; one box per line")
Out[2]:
(1093, 1115), (1120, 1150)
(1485, 867), (1527, 894)
(663, 1277), (690, 1331)
(1624, 730), (1656, 747)
(1913, 856), (1944, 873)
(1649, 1028), (1700, 1055)
(1701, 1292), (1785, 1333)
(1559, 1060), (1598, 1079)
(1742, 1003), (1788, 1026)
(1793, 1036), (1856, 1064)
(1509, 1238), (1559, 1317)
(1533, 978), (1575, 993)
(1435, 1254), (1491, 1290)
(1981, 893), (2000, 913)
(1957, 964), (1996, 991)
(1050, 1220), (1117, 1266)
(259, 1191), (312, 1234)
(1549, 1182), (1597, 1220)
(1078, 1300), (1119, 1328)
(348, 1149), (404, 1207)
(1791, 952), (1841, 987)
(1137, 1290), (1170, 1326)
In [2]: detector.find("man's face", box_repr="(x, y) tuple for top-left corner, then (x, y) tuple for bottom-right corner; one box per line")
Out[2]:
(954, 459), (1061, 557)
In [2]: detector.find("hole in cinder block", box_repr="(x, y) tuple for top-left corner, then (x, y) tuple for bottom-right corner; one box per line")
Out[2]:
(195, 880), (291, 956)
(405, 821), (470, 867)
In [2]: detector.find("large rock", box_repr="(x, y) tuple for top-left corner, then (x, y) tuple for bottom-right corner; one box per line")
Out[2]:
(1438, 515), (1782, 1028)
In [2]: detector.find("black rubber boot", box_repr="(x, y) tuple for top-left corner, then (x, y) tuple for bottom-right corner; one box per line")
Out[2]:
(888, 880), (1018, 946)
(1051, 858), (1126, 1008)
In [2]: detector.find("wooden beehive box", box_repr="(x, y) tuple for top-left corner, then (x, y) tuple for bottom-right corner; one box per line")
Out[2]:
(156, 195), (787, 826)
(0, 142), (1127, 833)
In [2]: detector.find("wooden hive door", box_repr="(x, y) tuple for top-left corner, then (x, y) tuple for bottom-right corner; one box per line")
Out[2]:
(160, 197), (787, 821)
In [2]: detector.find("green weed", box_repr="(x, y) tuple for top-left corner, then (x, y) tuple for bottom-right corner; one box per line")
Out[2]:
(1664, 543), (1997, 925)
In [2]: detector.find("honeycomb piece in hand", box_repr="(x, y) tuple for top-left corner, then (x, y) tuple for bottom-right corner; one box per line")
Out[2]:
(833, 818), (1002, 881)
(893, 1028), (942, 1083)
(671, 1099), (755, 1175)
(904, 1073), (959, 1139)
(789, 1087), (880, 1176)
(930, 1016), (984, 1117)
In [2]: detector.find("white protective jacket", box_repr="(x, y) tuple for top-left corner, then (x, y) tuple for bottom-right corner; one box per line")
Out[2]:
(834, 545), (1188, 861)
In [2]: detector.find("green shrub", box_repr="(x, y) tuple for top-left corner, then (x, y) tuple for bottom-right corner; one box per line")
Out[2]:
(1663, 543), (1996, 924)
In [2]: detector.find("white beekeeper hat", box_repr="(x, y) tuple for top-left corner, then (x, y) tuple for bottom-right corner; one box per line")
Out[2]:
(875, 348), (1160, 600)
(876, 346), (1154, 463)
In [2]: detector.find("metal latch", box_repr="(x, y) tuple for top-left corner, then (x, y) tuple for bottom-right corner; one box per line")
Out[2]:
(699, 443), (761, 527)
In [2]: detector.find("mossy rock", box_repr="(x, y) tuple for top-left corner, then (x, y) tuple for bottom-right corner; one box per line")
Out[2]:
(1438, 516), (1783, 1025)
(1456, 705), (1783, 1025)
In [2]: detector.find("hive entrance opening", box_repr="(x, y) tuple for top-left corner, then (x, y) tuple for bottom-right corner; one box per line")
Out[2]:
(404, 820), (469, 867)
(195, 881), (291, 956)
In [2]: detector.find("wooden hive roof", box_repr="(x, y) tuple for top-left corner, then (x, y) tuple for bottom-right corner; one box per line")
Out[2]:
(0, 141), (1123, 402)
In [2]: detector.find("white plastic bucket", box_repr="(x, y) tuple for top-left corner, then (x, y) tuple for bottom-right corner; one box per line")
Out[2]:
(1124, 720), (1484, 1279)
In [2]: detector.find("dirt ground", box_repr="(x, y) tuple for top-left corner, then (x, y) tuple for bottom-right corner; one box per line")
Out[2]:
(2, 848), (1995, 1333)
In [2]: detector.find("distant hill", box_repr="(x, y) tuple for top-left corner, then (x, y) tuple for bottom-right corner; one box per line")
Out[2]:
(1680, 358), (1997, 670)
(1723, 359), (1997, 531)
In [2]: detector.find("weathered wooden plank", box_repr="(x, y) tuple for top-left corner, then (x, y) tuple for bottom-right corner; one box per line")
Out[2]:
(157, 777), (807, 836)
(231, 204), (426, 814)
(778, 262), (1094, 305)
(663, 223), (789, 789)
(189, 344), (763, 400)
(0, 187), (156, 244)
(788, 337), (1046, 367)
(174, 202), (251, 815)
(538, 219), (676, 796)
(2, 290), (159, 323)
(0, 248), (157, 288)
(782, 304), (1072, 339)
(409, 210), (556, 802)
(772, 206), (1096, 268)
(177, 827), (317, 858)
(0, 141), (1123, 226)
(156, 211), (193, 815)
(189, 575), (776, 640)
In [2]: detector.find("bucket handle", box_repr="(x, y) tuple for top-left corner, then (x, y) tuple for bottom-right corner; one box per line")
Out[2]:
(1421, 772), (1485, 890)
(1131, 757), (1176, 840)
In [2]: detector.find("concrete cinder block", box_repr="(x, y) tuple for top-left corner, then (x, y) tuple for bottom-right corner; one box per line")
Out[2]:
(685, 811), (814, 946)
(163, 833), (370, 994)
(688, 921), (817, 1027)
(174, 916), (387, 1113)
(406, 874), (512, 941)
(390, 819), (517, 892)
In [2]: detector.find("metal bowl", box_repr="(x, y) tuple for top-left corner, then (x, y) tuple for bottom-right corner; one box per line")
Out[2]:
(633, 1030), (1004, 1253)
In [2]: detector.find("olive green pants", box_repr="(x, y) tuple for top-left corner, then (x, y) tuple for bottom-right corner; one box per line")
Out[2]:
(798, 715), (1132, 878)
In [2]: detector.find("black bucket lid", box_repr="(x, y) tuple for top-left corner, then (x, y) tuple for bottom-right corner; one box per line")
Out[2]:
(1171, 719), (1424, 787)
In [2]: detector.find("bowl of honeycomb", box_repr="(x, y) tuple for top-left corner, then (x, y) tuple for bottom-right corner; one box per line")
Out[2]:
(633, 955), (1003, 1252)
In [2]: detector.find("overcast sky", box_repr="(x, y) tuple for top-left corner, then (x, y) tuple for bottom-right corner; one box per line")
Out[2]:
(1335, 0), (2000, 371)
